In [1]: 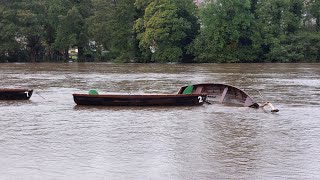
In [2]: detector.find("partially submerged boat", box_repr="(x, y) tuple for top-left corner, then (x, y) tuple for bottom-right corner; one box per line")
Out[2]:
(73, 90), (207, 106)
(0, 89), (33, 100)
(178, 83), (279, 112)
(73, 84), (278, 111)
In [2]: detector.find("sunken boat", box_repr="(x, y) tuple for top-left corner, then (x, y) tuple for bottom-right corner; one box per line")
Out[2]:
(178, 83), (278, 112)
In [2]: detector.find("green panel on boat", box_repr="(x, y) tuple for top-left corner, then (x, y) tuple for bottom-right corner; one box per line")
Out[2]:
(183, 85), (194, 94)
(88, 89), (99, 95)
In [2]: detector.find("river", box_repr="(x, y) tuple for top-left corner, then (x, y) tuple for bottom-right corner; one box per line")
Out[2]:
(0, 63), (319, 179)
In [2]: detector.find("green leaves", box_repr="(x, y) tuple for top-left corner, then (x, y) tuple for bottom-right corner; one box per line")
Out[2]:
(307, 0), (320, 31)
(54, 6), (84, 50)
(193, 0), (256, 62)
(87, 0), (136, 62)
(134, 0), (197, 62)
(0, 4), (20, 61)
(1, 0), (319, 62)
(255, 0), (306, 62)
(192, 0), (319, 63)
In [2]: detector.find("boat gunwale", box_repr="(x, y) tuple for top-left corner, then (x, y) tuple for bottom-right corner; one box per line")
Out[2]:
(0, 89), (33, 92)
(73, 93), (206, 99)
(178, 83), (252, 96)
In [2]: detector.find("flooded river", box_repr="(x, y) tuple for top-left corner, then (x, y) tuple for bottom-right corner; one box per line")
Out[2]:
(0, 63), (320, 179)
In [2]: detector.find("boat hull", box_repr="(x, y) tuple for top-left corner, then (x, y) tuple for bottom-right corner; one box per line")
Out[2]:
(73, 94), (207, 106)
(0, 89), (33, 100)
(178, 83), (259, 108)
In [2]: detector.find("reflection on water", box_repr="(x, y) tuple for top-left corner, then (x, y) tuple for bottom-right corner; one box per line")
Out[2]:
(0, 63), (320, 179)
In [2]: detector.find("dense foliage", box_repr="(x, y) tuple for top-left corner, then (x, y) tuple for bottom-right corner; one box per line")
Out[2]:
(0, 0), (319, 63)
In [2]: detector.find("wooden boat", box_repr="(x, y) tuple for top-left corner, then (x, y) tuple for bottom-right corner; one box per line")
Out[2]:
(178, 83), (279, 112)
(73, 93), (207, 106)
(0, 89), (33, 100)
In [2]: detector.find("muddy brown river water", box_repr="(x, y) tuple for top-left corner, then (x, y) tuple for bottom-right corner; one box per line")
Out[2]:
(0, 63), (320, 179)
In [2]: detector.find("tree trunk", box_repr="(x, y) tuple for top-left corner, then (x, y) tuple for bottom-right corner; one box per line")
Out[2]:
(64, 49), (69, 61)
(78, 46), (84, 61)
(316, 16), (320, 32)
(27, 36), (41, 62)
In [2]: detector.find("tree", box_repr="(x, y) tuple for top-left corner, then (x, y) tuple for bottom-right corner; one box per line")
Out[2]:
(255, 0), (305, 62)
(307, 0), (320, 60)
(307, 0), (320, 32)
(174, 0), (200, 62)
(88, 0), (136, 62)
(193, 0), (257, 62)
(134, 0), (197, 62)
(54, 6), (84, 60)
(43, 0), (71, 61)
(52, 0), (92, 61)
(0, 2), (21, 62)
(9, 0), (46, 62)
